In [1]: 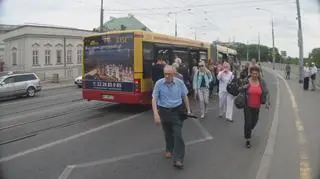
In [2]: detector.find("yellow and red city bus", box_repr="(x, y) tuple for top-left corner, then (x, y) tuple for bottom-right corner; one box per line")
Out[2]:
(82, 30), (235, 105)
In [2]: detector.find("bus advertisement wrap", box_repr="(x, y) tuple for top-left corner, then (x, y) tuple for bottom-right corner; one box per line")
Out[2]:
(83, 33), (134, 92)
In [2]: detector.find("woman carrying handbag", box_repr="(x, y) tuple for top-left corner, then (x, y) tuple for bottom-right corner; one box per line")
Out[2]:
(193, 61), (213, 119)
(237, 66), (270, 149)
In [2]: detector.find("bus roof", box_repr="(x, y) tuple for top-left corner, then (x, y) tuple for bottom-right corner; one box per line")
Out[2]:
(216, 44), (237, 55)
(84, 30), (211, 49)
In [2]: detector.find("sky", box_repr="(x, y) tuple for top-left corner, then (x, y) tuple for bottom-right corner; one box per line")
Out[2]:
(0, 0), (319, 58)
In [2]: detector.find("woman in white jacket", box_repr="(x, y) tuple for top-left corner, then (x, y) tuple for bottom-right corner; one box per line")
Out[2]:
(193, 61), (213, 119)
(217, 62), (234, 122)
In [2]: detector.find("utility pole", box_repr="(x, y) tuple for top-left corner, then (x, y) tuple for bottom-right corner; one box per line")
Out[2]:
(246, 40), (249, 62)
(100, 0), (104, 32)
(175, 13), (177, 37)
(258, 32), (261, 63)
(296, 0), (304, 83)
(271, 17), (275, 70)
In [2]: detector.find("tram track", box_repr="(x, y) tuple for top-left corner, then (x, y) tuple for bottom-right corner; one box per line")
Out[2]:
(0, 94), (82, 118)
(0, 103), (117, 146)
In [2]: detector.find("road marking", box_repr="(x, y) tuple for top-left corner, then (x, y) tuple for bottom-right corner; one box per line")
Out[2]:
(277, 73), (312, 179)
(263, 67), (312, 179)
(0, 111), (147, 163)
(58, 165), (76, 179)
(191, 107), (215, 140)
(57, 107), (216, 179)
(58, 137), (213, 179)
(255, 71), (280, 179)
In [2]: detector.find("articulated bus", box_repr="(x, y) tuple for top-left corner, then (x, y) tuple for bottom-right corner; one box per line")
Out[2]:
(82, 30), (236, 105)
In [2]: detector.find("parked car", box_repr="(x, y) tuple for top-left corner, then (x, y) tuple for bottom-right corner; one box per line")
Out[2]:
(74, 76), (82, 88)
(0, 72), (41, 98)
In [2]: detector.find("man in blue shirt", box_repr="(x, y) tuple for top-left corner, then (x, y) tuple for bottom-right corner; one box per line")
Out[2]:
(152, 65), (191, 169)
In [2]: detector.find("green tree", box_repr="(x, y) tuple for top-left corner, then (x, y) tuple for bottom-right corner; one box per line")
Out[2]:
(309, 48), (320, 67)
(229, 43), (280, 62)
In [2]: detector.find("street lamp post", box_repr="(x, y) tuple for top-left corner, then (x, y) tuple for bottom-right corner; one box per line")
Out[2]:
(258, 32), (261, 63)
(100, 0), (104, 32)
(190, 25), (206, 40)
(246, 40), (249, 61)
(256, 8), (276, 69)
(271, 17), (275, 69)
(296, 0), (304, 83)
(168, 9), (191, 37)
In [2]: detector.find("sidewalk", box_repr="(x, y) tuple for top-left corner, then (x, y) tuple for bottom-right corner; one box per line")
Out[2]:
(41, 79), (75, 90)
(262, 63), (320, 89)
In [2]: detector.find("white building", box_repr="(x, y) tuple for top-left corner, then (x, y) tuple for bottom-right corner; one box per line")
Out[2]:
(2, 25), (97, 80)
(0, 24), (19, 64)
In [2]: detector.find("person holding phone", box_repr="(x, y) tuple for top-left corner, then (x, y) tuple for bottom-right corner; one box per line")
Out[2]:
(217, 62), (234, 122)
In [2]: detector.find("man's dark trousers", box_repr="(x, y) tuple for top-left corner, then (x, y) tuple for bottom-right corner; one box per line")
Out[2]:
(159, 106), (185, 162)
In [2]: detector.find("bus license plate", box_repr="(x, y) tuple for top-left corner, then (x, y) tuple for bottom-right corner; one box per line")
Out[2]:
(102, 95), (114, 100)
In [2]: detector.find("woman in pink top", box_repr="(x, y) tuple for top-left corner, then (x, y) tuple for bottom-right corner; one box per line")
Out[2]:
(239, 66), (270, 148)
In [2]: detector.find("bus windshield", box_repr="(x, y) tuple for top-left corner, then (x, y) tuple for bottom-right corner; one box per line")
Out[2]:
(83, 33), (134, 92)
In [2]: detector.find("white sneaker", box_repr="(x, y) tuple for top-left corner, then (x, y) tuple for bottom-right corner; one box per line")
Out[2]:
(226, 118), (234, 122)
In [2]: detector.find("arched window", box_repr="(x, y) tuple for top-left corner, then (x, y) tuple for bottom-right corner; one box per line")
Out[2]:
(67, 44), (73, 64)
(32, 43), (40, 66)
(55, 43), (63, 64)
(44, 43), (52, 65)
(76, 44), (83, 64)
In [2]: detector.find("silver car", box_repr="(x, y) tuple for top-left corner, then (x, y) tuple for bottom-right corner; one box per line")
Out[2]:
(74, 75), (82, 88)
(0, 73), (42, 98)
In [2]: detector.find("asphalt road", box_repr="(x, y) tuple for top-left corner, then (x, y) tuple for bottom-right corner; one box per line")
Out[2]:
(0, 72), (278, 179)
(262, 67), (320, 179)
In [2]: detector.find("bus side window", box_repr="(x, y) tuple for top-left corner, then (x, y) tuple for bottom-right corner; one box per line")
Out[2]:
(143, 42), (154, 78)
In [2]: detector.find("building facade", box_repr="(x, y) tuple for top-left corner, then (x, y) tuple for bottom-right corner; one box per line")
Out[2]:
(0, 24), (20, 68)
(2, 25), (96, 80)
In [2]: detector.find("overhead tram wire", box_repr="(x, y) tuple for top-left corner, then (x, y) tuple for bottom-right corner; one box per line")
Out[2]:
(161, 0), (201, 33)
(102, 0), (295, 42)
(104, 1), (295, 32)
(104, 0), (294, 12)
(104, 1), (294, 16)
(160, 0), (216, 38)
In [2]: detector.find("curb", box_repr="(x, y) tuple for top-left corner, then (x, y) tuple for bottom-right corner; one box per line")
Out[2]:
(42, 84), (75, 91)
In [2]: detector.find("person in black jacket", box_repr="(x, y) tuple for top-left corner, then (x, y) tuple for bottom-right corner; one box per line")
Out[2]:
(238, 66), (270, 148)
(152, 57), (166, 84)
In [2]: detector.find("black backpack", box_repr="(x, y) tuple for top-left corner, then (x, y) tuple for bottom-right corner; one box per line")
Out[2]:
(226, 74), (239, 96)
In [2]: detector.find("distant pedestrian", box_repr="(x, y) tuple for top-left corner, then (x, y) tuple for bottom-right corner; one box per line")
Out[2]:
(152, 65), (192, 169)
(238, 66), (270, 148)
(249, 58), (263, 77)
(310, 62), (317, 91)
(285, 63), (291, 80)
(172, 62), (184, 81)
(152, 57), (165, 84)
(193, 61), (213, 119)
(217, 62), (234, 122)
(208, 63), (216, 98)
(216, 62), (223, 94)
(240, 62), (250, 85)
(303, 63), (311, 90)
